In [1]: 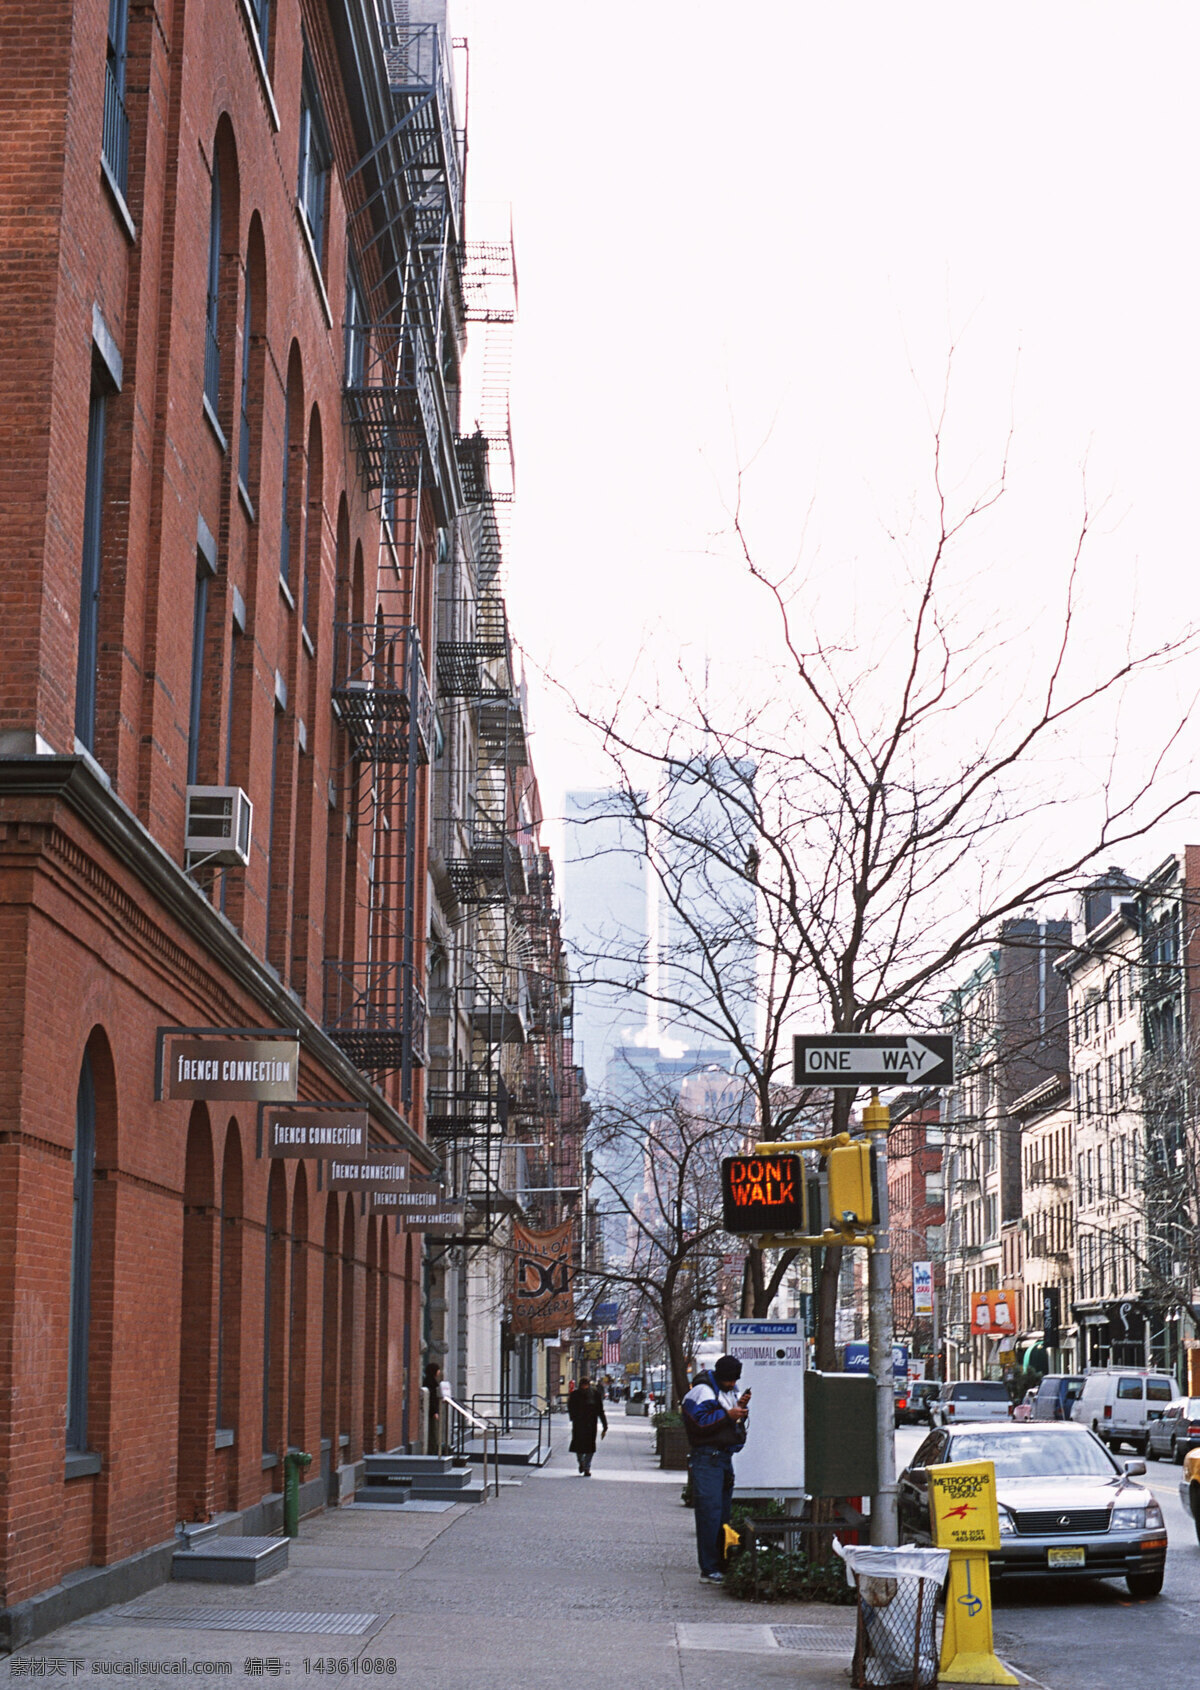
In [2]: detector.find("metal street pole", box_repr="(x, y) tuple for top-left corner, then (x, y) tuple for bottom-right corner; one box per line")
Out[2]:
(932, 1280), (941, 1383)
(863, 1091), (898, 1546)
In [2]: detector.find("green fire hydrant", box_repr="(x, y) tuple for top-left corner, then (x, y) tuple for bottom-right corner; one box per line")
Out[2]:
(283, 1448), (313, 1538)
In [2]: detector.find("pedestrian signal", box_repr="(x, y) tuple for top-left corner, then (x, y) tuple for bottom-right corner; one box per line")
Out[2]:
(827, 1141), (874, 1230)
(721, 1154), (806, 1235)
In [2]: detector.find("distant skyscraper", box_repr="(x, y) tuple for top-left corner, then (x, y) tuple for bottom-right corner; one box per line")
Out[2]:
(562, 757), (756, 1098)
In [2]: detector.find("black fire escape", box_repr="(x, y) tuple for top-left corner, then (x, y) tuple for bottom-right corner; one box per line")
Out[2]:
(323, 18), (464, 1105)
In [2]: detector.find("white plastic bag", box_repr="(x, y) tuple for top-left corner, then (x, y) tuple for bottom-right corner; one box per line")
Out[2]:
(834, 1542), (949, 1688)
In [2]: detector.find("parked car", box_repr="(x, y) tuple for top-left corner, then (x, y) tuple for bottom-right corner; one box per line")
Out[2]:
(896, 1381), (940, 1427)
(932, 1379), (1013, 1425)
(1012, 1387), (1038, 1422)
(1178, 1444), (1200, 1544)
(1147, 1396), (1200, 1463)
(899, 1420), (1167, 1598)
(1072, 1370), (1180, 1453)
(1031, 1373), (1085, 1422)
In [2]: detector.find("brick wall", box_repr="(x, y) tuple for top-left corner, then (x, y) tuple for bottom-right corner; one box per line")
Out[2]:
(0, 0), (439, 1613)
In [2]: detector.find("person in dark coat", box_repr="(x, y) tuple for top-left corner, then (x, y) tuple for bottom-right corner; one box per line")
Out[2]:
(567, 1374), (607, 1474)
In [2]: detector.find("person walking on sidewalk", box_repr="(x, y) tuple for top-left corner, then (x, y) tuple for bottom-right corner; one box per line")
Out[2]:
(682, 1355), (750, 1583)
(568, 1374), (607, 1474)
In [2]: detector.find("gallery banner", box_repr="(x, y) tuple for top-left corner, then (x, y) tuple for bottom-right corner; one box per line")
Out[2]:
(510, 1220), (574, 1335)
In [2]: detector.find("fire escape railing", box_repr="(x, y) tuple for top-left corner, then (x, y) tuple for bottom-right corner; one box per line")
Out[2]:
(332, 620), (434, 763)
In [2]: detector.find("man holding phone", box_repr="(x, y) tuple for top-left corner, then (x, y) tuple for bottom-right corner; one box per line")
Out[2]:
(681, 1355), (751, 1582)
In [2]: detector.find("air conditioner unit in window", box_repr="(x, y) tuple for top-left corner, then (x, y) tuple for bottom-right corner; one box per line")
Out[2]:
(185, 785), (253, 867)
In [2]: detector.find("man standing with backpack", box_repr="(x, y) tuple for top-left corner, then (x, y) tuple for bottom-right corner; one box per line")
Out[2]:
(682, 1355), (751, 1583)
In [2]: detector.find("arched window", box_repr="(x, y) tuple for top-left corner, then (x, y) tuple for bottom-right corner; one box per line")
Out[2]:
(204, 168), (221, 412)
(237, 218), (267, 509)
(280, 349), (303, 593)
(67, 1055), (97, 1452)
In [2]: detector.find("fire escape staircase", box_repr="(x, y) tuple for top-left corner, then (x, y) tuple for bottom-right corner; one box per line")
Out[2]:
(323, 620), (433, 1092)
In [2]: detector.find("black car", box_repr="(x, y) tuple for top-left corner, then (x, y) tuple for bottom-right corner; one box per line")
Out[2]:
(1146, 1396), (1200, 1463)
(898, 1420), (1167, 1599)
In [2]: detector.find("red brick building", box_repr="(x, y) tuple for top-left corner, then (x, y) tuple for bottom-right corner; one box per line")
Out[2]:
(887, 1091), (946, 1375)
(0, 0), (465, 1643)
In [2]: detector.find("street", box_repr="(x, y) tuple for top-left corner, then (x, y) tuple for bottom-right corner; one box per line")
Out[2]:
(897, 1425), (1200, 1690)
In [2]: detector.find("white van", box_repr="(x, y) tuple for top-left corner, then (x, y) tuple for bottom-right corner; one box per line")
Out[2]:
(1071, 1369), (1181, 1453)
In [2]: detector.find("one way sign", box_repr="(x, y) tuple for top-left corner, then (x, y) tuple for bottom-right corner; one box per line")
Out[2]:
(793, 1033), (955, 1089)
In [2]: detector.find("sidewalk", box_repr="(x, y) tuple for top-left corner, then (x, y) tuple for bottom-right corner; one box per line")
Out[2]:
(0, 1417), (1047, 1689)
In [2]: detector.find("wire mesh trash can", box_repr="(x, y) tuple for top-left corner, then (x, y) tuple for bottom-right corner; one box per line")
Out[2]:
(834, 1543), (950, 1690)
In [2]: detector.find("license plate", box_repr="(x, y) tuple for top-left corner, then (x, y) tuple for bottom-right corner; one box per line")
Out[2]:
(1047, 1546), (1086, 1567)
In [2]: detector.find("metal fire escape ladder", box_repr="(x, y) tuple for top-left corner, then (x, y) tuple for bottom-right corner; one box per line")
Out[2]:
(344, 21), (464, 498)
(324, 614), (433, 1100)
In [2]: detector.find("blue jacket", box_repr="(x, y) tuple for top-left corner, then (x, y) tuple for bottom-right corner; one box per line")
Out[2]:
(682, 1371), (746, 1451)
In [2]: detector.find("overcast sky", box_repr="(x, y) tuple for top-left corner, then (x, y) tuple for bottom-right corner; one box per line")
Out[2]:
(452, 1), (1200, 868)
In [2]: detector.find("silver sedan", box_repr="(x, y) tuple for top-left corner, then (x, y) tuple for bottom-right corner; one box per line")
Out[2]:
(898, 1420), (1168, 1599)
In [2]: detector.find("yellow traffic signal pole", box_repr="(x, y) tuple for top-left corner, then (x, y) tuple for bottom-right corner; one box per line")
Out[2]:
(861, 1090), (898, 1546)
(754, 1092), (897, 1545)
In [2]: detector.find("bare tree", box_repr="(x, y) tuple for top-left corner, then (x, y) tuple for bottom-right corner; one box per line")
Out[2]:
(576, 1066), (750, 1405)
(563, 421), (1199, 1367)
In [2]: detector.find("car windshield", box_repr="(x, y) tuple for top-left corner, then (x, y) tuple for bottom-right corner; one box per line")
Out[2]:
(949, 1430), (1117, 1478)
(950, 1383), (1009, 1400)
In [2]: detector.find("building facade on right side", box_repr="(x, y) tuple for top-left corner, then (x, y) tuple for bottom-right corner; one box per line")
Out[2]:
(941, 917), (1071, 1378)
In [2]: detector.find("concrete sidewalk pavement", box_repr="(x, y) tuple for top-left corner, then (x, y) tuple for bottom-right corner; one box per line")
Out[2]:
(0, 1415), (1049, 1689)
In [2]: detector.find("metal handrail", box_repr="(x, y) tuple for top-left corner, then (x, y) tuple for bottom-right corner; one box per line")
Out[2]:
(442, 1394), (501, 1500)
(469, 1393), (550, 1467)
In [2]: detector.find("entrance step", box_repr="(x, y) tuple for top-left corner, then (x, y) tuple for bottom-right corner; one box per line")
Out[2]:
(172, 1537), (289, 1584)
(406, 1480), (485, 1503)
(363, 1453), (454, 1480)
(462, 1435), (550, 1466)
(355, 1482), (416, 1505)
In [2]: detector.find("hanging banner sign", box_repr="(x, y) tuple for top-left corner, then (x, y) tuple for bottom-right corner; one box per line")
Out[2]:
(266, 1108), (369, 1158)
(165, 1037), (299, 1102)
(372, 1179), (444, 1210)
(913, 1261), (934, 1317)
(375, 1195), (465, 1229)
(325, 1153), (409, 1190)
(511, 1220), (575, 1335)
(970, 1289), (1018, 1336)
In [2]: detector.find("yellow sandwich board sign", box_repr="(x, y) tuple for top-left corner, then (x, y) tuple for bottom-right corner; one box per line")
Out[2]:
(928, 1459), (1001, 1552)
(927, 1459), (1016, 1685)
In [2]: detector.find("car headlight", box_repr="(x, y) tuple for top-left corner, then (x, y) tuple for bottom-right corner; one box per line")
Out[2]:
(1111, 1506), (1146, 1531)
(996, 1504), (1016, 1537)
(1144, 1501), (1165, 1531)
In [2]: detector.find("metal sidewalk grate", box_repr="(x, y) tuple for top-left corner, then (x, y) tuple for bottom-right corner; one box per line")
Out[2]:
(101, 1608), (379, 1636)
(772, 1623), (857, 1654)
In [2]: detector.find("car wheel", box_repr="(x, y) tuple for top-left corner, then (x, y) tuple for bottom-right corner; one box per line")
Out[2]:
(1126, 1569), (1164, 1600)
(1191, 1482), (1200, 1547)
(1173, 1438), (1183, 1465)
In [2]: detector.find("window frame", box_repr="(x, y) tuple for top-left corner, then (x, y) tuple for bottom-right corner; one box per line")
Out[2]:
(297, 56), (331, 265)
(67, 1054), (97, 1453)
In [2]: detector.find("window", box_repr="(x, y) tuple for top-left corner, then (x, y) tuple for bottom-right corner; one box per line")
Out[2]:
(1116, 1377), (1143, 1400)
(67, 1055), (97, 1451)
(297, 57), (330, 263)
(205, 168), (222, 412)
(103, 0), (130, 194)
(279, 392), (291, 588)
(345, 266), (365, 387)
(75, 371), (110, 753)
(238, 280), (253, 490)
(187, 548), (216, 785)
(247, 0), (269, 50)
